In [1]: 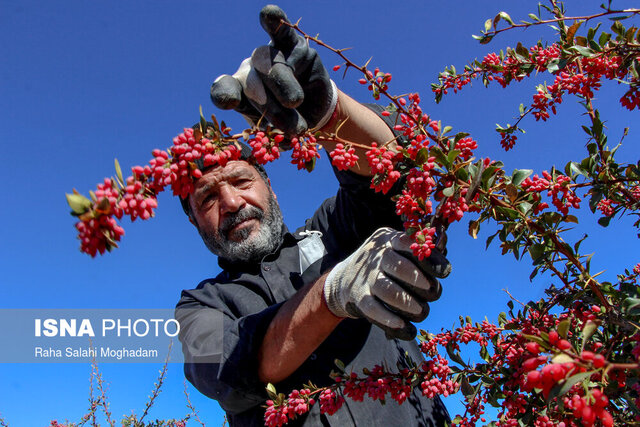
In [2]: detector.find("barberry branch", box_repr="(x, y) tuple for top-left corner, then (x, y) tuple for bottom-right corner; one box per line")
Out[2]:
(137, 342), (172, 425)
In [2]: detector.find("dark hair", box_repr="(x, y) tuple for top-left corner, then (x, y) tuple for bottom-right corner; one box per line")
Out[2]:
(179, 123), (268, 217)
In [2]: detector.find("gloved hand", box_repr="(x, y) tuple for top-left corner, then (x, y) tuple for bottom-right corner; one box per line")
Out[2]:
(210, 5), (337, 138)
(323, 227), (451, 341)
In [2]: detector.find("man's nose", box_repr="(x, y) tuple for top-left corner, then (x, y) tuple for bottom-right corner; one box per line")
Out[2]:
(218, 185), (245, 214)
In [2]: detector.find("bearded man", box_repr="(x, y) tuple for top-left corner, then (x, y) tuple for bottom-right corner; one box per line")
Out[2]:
(176, 5), (452, 426)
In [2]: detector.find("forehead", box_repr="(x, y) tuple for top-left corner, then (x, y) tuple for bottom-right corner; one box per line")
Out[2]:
(192, 160), (261, 193)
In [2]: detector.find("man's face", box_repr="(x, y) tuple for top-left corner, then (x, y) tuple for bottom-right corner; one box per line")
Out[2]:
(188, 160), (284, 263)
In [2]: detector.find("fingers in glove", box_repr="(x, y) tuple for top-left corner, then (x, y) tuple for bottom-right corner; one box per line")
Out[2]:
(210, 75), (243, 110)
(370, 272), (430, 322)
(211, 62), (264, 125)
(391, 232), (452, 279)
(259, 5), (298, 54)
(384, 324), (417, 341)
(251, 46), (304, 109)
(258, 6), (317, 81)
(345, 300), (417, 341)
(381, 250), (442, 302)
(258, 96), (307, 136)
(296, 67), (334, 127)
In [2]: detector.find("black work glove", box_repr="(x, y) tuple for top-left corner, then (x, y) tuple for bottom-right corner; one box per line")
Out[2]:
(210, 5), (337, 138)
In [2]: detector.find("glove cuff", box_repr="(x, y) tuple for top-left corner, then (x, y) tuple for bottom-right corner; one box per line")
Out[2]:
(310, 79), (338, 132)
(323, 262), (353, 319)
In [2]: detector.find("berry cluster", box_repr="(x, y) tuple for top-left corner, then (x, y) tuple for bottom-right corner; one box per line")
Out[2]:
(433, 38), (640, 150)
(264, 388), (316, 427)
(249, 132), (283, 165)
(358, 67), (392, 100)
(451, 136), (478, 161)
(329, 143), (359, 171)
(365, 143), (402, 193)
(290, 135), (321, 170)
(318, 388), (344, 416)
(499, 131), (517, 151)
(70, 124), (245, 255)
(75, 215), (125, 257)
(521, 171), (581, 216)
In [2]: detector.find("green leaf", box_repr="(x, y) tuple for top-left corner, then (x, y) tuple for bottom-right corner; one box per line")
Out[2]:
(334, 359), (346, 371)
(551, 353), (574, 364)
(453, 132), (470, 142)
(546, 59), (562, 73)
(547, 371), (594, 403)
(430, 147), (449, 169)
(479, 35), (494, 45)
(442, 186), (455, 198)
(612, 20), (625, 36)
(528, 243), (545, 263)
(495, 206), (519, 219)
(66, 193), (92, 215)
(447, 149), (461, 166)
(486, 232), (498, 249)
(455, 167), (469, 182)
(468, 219), (479, 239)
(515, 43), (529, 59)
(305, 157), (316, 173)
(597, 216), (612, 227)
(460, 374), (474, 398)
(565, 215), (579, 224)
(522, 334), (548, 349)
(529, 266), (540, 281)
(199, 105), (208, 133)
(484, 18), (492, 32)
(498, 12), (514, 25)
(571, 45), (594, 57)
(623, 298), (640, 315)
(518, 201), (532, 215)
(580, 321), (598, 351)
(480, 345), (491, 362)
(266, 383), (278, 400)
(557, 319), (570, 339)
(114, 158), (124, 185)
(414, 148), (429, 165)
(565, 161), (587, 179)
(498, 312), (507, 326)
(512, 169), (533, 186)
(446, 342), (467, 367)
(599, 31), (612, 46)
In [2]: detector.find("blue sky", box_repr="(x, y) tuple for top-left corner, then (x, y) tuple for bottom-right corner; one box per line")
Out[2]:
(1, 1), (638, 425)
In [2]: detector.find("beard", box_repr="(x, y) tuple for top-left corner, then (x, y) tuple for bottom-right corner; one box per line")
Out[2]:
(198, 190), (284, 264)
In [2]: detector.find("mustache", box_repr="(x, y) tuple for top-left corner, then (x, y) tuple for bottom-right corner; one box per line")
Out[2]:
(219, 206), (264, 236)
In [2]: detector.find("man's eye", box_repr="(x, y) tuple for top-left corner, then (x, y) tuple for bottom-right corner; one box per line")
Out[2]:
(235, 178), (252, 188)
(200, 194), (217, 208)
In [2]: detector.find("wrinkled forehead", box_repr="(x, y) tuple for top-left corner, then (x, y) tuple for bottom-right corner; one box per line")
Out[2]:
(192, 160), (259, 195)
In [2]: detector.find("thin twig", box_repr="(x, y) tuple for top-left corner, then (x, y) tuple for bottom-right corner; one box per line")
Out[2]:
(138, 341), (173, 424)
(482, 8), (640, 39)
(183, 380), (206, 427)
(503, 288), (526, 307)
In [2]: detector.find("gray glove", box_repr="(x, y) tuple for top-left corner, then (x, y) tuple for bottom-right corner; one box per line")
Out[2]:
(210, 5), (338, 137)
(323, 227), (451, 341)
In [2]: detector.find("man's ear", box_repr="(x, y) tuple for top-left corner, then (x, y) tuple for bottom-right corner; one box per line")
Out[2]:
(267, 178), (277, 200)
(186, 196), (200, 228)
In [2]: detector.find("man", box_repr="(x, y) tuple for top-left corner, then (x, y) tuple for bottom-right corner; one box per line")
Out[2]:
(176, 5), (451, 426)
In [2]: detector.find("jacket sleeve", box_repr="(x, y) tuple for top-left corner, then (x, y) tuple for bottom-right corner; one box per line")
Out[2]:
(176, 290), (284, 414)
